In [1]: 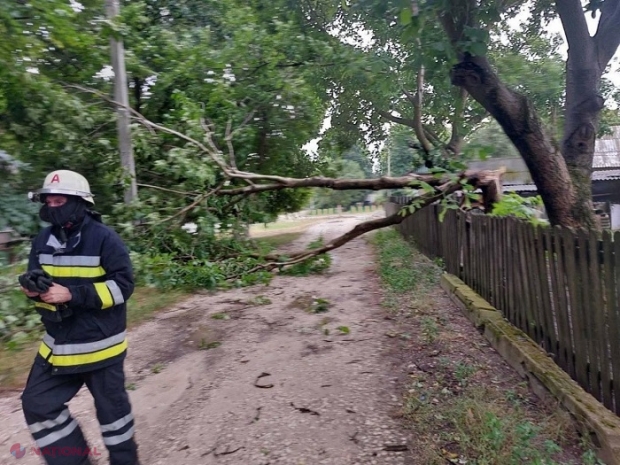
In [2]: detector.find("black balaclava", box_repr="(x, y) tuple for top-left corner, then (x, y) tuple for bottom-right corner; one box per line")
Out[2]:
(39, 196), (89, 232)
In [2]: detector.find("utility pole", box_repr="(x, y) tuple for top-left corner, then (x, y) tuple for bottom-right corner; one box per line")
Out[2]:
(105, 0), (137, 204)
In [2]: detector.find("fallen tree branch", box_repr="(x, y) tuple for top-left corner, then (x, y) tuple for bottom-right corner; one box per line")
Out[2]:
(67, 84), (500, 199)
(218, 173), (451, 195)
(67, 84), (504, 267)
(229, 167), (504, 278)
(136, 183), (199, 196)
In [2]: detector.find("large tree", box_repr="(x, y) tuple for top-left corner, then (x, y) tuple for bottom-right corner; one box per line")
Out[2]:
(300, 0), (620, 228)
(440, 0), (620, 228)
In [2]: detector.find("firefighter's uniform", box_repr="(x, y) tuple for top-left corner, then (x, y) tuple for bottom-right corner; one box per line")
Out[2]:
(20, 171), (138, 465)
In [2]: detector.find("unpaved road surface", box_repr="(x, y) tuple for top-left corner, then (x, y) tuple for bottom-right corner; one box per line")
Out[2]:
(1, 213), (415, 464)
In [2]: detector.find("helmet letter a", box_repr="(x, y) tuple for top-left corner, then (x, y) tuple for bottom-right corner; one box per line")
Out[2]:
(50, 174), (60, 183)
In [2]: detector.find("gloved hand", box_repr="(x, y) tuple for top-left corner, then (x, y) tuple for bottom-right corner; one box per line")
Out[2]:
(18, 269), (54, 294)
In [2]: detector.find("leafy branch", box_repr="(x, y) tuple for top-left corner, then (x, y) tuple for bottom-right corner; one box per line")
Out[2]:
(68, 84), (506, 271)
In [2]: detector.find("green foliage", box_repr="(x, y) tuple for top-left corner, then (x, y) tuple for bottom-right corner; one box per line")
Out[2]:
(463, 120), (520, 160)
(336, 325), (350, 334)
(311, 158), (368, 209)
(1, 153), (45, 236)
(308, 297), (330, 313)
(0, 266), (41, 345)
(490, 193), (547, 225)
(371, 229), (442, 295)
(130, 250), (273, 290)
(279, 237), (332, 276)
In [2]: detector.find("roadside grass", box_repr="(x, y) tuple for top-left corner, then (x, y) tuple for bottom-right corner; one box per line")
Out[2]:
(249, 218), (326, 237)
(370, 229), (602, 465)
(126, 288), (189, 327)
(252, 232), (305, 252)
(249, 207), (380, 238)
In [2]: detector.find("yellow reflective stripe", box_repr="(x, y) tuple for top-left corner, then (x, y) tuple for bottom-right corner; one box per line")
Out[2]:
(35, 302), (57, 311)
(39, 342), (52, 359)
(38, 340), (127, 367)
(42, 265), (106, 278)
(94, 282), (114, 309)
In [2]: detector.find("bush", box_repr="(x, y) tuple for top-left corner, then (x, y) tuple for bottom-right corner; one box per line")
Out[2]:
(0, 269), (41, 346)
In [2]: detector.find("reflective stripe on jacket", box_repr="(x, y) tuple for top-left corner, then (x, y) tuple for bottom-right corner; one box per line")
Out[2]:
(28, 214), (134, 374)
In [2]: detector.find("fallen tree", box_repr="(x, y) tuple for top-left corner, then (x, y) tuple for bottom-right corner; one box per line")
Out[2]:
(71, 85), (505, 273)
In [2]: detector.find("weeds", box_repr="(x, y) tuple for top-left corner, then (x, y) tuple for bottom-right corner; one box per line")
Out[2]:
(454, 362), (477, 387)
(151, 363), (164, 374)
(370, 230), (441, 312)
(371, 229), (601, 464)
(211, 312), (230, 320)
(421, 317), (439, 343)
(199, 339), (221, 350)
(249, 295), (272, 306)
(280, 237), (332, 276)
(310, 298), (330, 314)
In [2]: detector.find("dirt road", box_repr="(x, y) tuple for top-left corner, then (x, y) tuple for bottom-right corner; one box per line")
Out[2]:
(1, 213), (416, 464)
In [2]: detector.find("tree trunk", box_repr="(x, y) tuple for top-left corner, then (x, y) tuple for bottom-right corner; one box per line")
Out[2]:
(440, 0), (620, 229)
(450, 54), (595, 228)
(561, 54), (604, 228)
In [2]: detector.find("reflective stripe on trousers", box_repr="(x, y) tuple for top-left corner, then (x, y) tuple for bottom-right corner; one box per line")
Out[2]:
(39, 331), (127, 367)
(22, 358), (139, 465)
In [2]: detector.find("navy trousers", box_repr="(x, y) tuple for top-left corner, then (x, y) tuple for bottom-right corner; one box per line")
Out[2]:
(21, 357), (139, 465)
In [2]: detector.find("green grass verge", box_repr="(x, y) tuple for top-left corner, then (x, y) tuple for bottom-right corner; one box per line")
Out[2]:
(253, 232), (304, 252)
(370, 229), (603, 465)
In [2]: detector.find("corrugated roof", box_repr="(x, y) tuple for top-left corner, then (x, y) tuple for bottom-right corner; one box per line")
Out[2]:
(594, 126), (620, 168)
(503, 184), (538, 192)
(504, 169), (620, 192)
(593, 169), (620, 180)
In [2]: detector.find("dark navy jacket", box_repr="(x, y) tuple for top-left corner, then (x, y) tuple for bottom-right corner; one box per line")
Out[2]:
(28, 214), (134, 374)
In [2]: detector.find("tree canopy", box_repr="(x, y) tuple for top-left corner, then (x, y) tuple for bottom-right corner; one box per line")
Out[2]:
(1, 0), (620, 285)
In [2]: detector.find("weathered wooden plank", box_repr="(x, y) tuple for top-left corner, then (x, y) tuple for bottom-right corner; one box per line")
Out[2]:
(562, 227), (584, 386)
(611, 231), (620, 413)
(514, 220), (536, 339)
(571, 229), (591, 392)
(505, 218), (517, 325)
(545, 227), (567, 371)
(595, 230), (613, 410)
(464, 216), (471, 286)
(534, 225), (555, 355)
(529, 224), (545, 346)
(498, 217), (505, 311)
(586, 229), (604, 403)
(500, 218), (514, 318)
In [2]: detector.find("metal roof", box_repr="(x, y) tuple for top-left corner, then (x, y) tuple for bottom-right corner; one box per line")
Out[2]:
(593, 169), (620, 180)
(503, 184), (538, 192)
(594, 126), (620, 168)
(504, 169), (620, 192)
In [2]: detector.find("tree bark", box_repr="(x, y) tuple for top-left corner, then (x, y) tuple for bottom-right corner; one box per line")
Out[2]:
(556, 0), (617, 228)
(444, 0), (620, 229)
(450, 54), (583, 227)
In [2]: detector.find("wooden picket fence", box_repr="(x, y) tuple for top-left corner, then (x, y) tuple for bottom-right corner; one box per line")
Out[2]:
(386, 201), (620, 415)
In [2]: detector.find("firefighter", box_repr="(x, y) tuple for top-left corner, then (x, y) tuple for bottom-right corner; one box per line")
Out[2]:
(18, 170), (139, 465)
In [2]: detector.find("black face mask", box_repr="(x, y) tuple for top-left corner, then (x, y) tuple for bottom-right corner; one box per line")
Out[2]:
(39, 196), (88, 229)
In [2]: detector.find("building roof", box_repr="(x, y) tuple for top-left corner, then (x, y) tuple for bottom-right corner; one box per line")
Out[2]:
(593, 169), (620, 180)
(594, 126), (620, 169)
(468, 126), (620, 184)
(504, 169), (620, 193)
